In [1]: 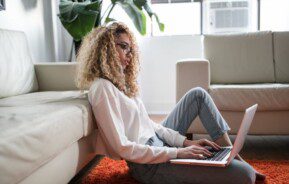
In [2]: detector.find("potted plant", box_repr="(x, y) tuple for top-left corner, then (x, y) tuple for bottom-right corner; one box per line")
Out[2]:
(58, 0), (164, 60)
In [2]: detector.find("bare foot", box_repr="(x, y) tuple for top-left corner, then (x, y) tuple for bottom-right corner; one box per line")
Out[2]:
(255, 170), (266, 181)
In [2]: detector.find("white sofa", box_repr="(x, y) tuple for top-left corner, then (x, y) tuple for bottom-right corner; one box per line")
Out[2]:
(0, 29), (97, 184)
(176, 31), (289, 135)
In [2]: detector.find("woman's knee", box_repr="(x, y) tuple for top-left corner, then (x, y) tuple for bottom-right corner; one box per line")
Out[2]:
(228, 160), (256, 184)
(186, 87), (208, 99)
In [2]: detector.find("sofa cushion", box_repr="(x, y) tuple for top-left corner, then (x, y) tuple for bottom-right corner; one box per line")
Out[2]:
(273, 31), (289, 83)
(204, 31), (275, 84)
(0, 91), (95, 184)
(209, 84), (289, 111)
(0, 29), (38, 98)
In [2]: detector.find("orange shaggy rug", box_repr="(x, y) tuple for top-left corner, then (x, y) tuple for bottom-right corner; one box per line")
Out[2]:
(81, 157), (289, 184)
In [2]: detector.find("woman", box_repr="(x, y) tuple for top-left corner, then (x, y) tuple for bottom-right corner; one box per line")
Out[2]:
(76, 22), (265, 184)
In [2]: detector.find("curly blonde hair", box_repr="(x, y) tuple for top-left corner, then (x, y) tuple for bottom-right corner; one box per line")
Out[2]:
(75, 22), (140, 98)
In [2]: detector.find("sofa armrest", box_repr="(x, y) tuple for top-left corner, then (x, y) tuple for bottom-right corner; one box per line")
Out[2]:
(34, 62), (80, 91)
(176, 59), (210, 102)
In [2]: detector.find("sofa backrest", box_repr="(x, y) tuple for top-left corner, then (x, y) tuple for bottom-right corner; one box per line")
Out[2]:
(0, 29), (38, 98)
(204, 31), (275, 84)
(273, 31), (289, 83)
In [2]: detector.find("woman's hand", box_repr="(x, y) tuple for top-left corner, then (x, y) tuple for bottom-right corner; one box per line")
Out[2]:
(183, 138), (221, 151)
(177, 145), (213, 159)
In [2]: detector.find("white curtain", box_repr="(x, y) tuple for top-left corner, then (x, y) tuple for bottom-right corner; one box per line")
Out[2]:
(50, 0), (75, 62)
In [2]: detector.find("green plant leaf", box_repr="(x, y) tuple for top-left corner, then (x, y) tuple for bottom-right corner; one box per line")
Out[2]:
(58, 0), (102, 41)
(131, 0), (165, 32)
(152, 13), (165, 31)
(105, 17), (117, 23)
(132, 0), (146, 10)
(113, 0), (146, 35)
(142, 1), (165, 31)
(58, 0), (164, 41)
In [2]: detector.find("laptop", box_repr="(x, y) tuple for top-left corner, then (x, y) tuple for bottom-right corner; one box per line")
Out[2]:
(170, 104), (258, 167)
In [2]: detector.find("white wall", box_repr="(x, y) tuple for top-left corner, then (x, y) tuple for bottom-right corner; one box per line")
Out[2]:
(0, 0), (72, 63)
(138, 35), (202, 114)
(0, 0), (52, 62)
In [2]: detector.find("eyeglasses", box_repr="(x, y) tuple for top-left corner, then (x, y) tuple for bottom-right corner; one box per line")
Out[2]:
(116, 42), (132, 55)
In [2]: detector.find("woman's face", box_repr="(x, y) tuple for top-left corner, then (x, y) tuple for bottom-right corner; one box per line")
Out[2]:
(115, 33), (132, 70)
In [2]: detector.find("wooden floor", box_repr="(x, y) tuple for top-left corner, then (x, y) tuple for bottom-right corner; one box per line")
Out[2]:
(69, 115), (289, 183)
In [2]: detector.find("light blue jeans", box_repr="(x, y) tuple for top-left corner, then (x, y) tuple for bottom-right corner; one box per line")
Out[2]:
(127, 87), (256, 184)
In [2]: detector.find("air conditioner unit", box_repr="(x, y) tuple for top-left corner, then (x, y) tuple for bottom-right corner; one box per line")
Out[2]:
(204, 0), (252, 33)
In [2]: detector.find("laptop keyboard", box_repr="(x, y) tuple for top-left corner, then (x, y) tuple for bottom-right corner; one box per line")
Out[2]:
(202, 147), (231, 161)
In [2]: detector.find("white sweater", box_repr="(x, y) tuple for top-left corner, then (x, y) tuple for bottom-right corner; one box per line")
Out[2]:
(88, 78), (186, 164)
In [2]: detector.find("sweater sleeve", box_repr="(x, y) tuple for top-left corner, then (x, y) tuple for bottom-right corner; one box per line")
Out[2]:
(136, 98), (186, 147)
(88, 83), (178, 164)
(150, 120), (187, 148)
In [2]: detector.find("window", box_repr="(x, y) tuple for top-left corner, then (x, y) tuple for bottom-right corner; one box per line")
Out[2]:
(102, 0), (289, 36)
(260, 0), (289, 31)
(151, 0), (258, 35)
(151, 0), (201, 35)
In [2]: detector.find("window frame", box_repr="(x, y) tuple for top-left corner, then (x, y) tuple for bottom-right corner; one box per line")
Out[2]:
(151, 0), (264, 35)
